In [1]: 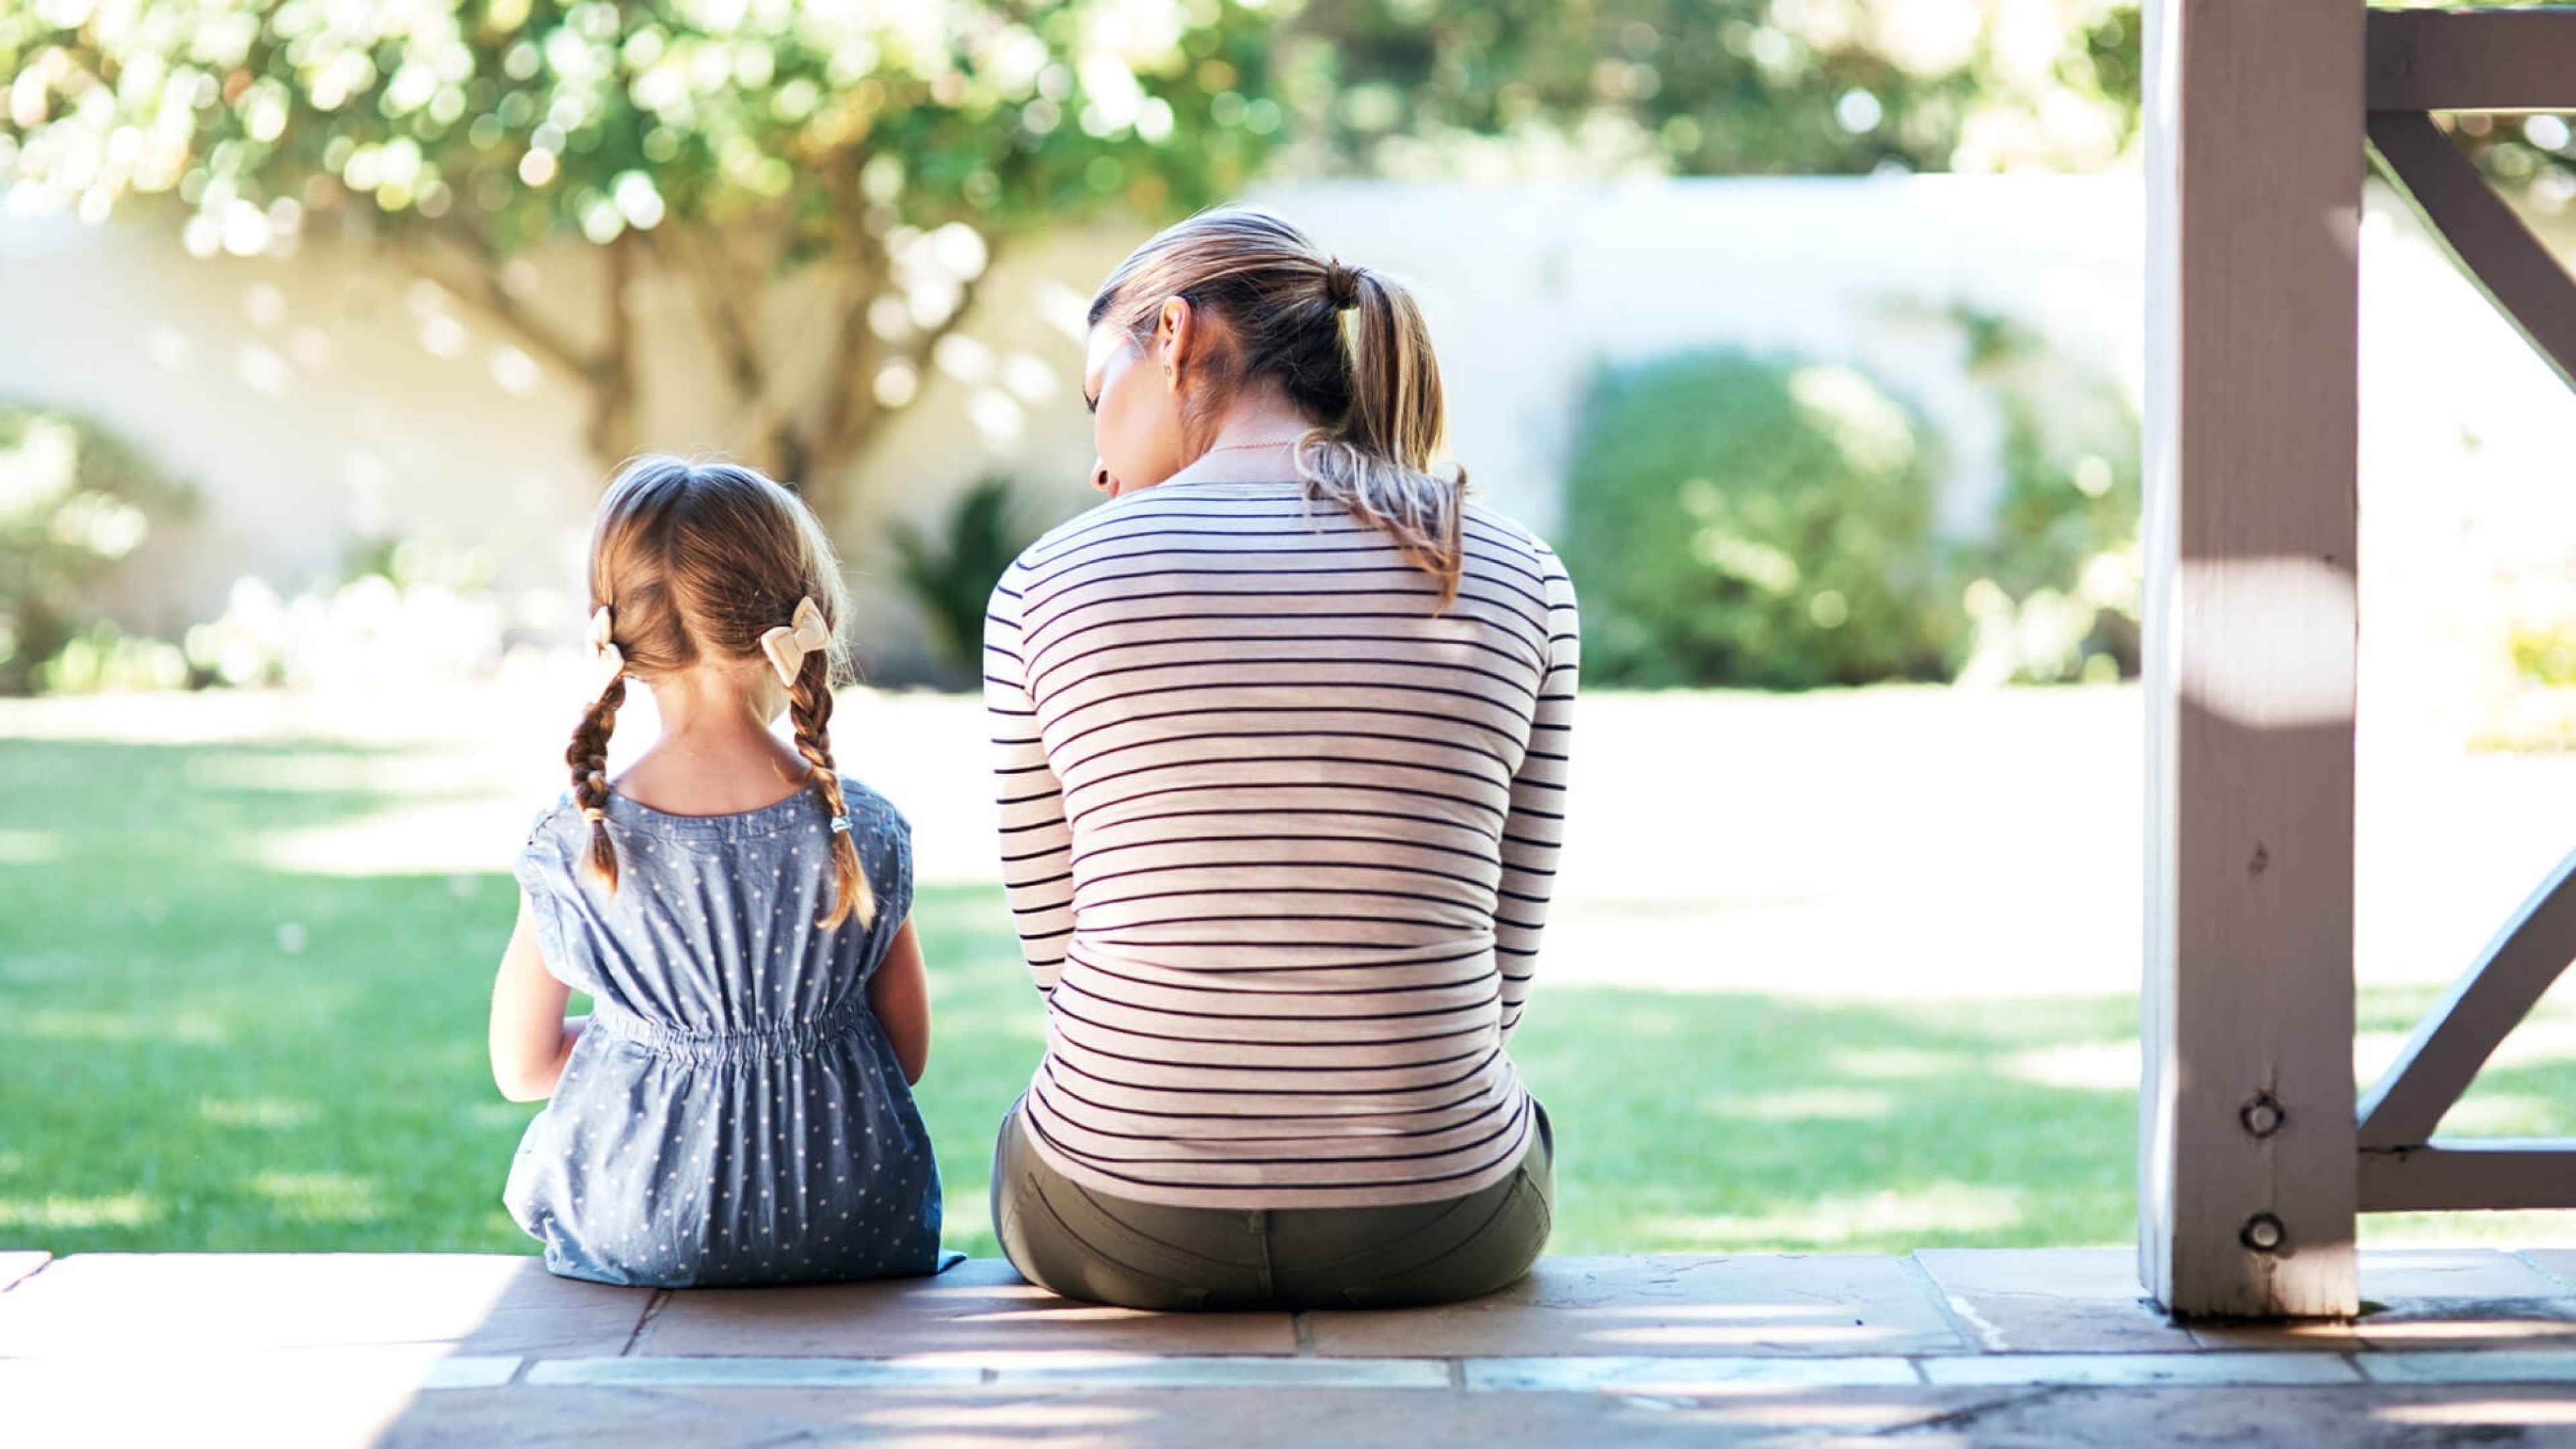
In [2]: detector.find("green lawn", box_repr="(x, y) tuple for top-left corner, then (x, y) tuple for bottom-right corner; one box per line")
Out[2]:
(4, 733), (2572, 1259)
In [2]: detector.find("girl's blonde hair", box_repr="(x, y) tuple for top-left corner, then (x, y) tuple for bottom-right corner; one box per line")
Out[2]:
(570, 456), (874, 929)
(1089, 206), (1466, 598)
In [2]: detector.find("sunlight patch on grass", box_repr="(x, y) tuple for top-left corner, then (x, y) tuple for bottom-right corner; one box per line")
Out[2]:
(0, 1193), (156, 1230)
(2365, 1210), (2576, 1248)
(1640, 1182), (2027, 1249)
(1704, 1087), (1898, 1122)
(2355, 1029), (2414, 1084)
(0, 828), (60, 863)
(4, 1008), (227, 1044)
(2002, 1040), (2138, 1091)
(2490, 1017), (2576, 1071)
(199, 1097), (320, 1130)
(1825, 1046), (1961, 1080)
(251, 1171), (382, 1224)
(248, 802), (533, 877)
(182, 752), (394, 793)
(2438, 1093), (2571, 1137)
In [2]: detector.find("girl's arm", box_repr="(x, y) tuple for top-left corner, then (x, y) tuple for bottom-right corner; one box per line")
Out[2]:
(489, 891), (586, 1102)
(869, 918), (931, 1085)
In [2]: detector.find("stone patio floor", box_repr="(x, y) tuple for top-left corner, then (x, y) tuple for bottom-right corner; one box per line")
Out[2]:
(17, 1250), (2576, 1445)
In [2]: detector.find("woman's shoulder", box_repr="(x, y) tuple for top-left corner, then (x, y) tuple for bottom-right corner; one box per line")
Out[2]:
(1464, 502), (1565, 568)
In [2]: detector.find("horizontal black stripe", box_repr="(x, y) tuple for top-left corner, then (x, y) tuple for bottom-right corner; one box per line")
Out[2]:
(986, 488), (1570, 1206)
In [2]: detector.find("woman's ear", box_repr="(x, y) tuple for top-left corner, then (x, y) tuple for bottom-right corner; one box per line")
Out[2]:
(1158, 296), (1193, 389)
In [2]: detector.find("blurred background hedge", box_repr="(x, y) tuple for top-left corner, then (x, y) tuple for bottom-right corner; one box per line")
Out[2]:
(1557, 316), (2142, 692)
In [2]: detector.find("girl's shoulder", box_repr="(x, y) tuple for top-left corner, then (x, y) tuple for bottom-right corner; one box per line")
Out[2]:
(829, 773), (910, 842)
(525, 788), (582, 845)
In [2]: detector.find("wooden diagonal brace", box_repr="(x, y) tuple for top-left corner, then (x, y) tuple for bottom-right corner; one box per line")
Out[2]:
(2359, 847), (2576, 1151)
(2367, 110), (2576, 396)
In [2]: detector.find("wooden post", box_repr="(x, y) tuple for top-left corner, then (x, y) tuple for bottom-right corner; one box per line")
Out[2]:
(2139, 0), (2363, 1320)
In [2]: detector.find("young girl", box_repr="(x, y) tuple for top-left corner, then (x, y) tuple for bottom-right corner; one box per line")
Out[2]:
(488, 456), (951, 1287)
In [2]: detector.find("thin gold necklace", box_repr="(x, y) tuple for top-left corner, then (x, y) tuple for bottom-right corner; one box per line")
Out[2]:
(1201, 437), (1303, 455)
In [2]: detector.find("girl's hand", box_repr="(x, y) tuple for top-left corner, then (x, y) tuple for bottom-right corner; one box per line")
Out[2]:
(869, 918), (932, 1085)
(489, 892), (584, 1101)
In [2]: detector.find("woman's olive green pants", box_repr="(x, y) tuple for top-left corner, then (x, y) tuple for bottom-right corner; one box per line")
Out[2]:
(990, 1099), (1554, 1311)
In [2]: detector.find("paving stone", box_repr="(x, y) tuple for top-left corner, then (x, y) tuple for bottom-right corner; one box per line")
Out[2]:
(423, 1355), (524, 1389)
(991, 1354), (1452, 1389)
(1919, 1351), (2363, 1387)
(383, 1383), (2015, 1448)
(5, 1345), (506, 1448)
(1305, 1255), (1968, 1358)
(2358, 1350), (2576, 1385)
(1464, 1354), (1921, 1392)
(2186, 1249), (2576, 1352)
(528, 1356), (985, 1388)
(538, 1352), (1444, 1391)
(0, 1252), (48, 1293)
(2517, 1250), (2576, 1292)
(0, 1253), (651, 1358)
(1881, 1384), (2576, 1446)
(1910, 1248), (2200, 1353)
(638, 1257), (1297, 1358)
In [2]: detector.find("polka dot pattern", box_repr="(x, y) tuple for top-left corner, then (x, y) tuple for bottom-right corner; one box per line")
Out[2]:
(502, 776), (955, 1288)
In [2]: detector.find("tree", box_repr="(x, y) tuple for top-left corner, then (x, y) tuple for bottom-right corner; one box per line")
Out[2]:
(1274, 0), (2143, 179)
(2, 0), (2194, 532)
(0, 0), (1277, 519)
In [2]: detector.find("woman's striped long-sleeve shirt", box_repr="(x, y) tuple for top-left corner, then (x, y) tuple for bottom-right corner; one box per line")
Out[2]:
(983, 478), (1578, 1209)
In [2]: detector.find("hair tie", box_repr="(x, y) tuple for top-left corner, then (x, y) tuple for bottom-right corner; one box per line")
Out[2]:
(828, 814), (854, 835)
(585, 606), (624, 692)
(1324, 260), (1362, 311)
(759, 596), (833, 686)
(580, 806), (606, 824)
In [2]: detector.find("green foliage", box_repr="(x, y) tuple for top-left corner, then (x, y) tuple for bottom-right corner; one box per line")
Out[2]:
(1951, 310), (2142, 685)
(1280, 0), (2142, 176)
(0, 406), (193, 696)
(0, 1), (1281, 506)
(0, 1), (1273, 256)
(888, 476), (1059, 677)
(2512, 618), (2576, 688)
(1560, 351), (1965, 690)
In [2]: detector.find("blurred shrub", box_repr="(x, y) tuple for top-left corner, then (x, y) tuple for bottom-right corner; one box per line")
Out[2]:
(0, 405), (193, 694)
(2512, 616), (2576, 688)
(182, 536), (504, 691)
(1951, 310), (2143, 686)
(1560, 351), (1966, 690)
(888, 476), (1059, 682)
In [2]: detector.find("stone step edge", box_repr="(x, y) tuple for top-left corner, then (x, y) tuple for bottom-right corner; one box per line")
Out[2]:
(378, 1349), (2576, 1393)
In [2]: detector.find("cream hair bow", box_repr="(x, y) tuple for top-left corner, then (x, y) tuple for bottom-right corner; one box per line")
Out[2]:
(586, 606), (624, 692)
(761, 596), (832, 686)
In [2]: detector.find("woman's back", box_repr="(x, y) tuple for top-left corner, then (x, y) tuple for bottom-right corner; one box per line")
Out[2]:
(505, 780), (944, 1285)
(985, 480), (1578, 1209)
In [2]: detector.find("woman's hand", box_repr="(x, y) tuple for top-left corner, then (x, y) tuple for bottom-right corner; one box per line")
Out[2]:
(489, 892), (584, 1102)
(869, 918), (932, 1085)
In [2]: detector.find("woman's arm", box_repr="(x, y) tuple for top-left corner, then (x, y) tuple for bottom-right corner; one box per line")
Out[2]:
(1495, 554), (1580, 1042)
(985, 564), (1076, 996)
(868, 918), (931, 1085)
(488, 891), (584, 1102)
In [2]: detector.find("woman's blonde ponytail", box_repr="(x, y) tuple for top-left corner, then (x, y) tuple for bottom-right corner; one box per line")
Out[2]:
(1089, 207), (1469, 602)
(1296, 265), (1465, 601)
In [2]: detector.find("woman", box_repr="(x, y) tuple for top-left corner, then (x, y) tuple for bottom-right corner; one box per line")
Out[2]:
(982, 207), (1577, 1310)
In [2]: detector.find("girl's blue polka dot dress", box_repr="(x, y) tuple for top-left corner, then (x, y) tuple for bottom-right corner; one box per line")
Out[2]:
(504, 775), (958, 1287)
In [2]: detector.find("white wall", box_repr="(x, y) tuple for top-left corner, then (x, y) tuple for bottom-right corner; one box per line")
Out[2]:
(5, 174), (2570, 733)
